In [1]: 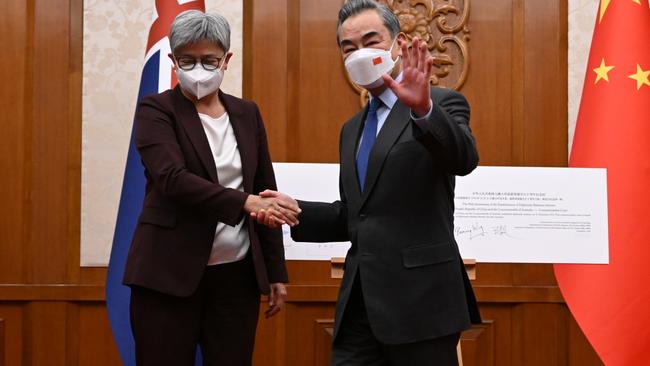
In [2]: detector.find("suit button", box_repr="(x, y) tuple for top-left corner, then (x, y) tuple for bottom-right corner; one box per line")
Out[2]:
(359, 214), (367, 221)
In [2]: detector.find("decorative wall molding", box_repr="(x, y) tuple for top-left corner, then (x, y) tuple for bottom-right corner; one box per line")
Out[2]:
(0, 284), (563, 303)
(387, 0), (470, 89)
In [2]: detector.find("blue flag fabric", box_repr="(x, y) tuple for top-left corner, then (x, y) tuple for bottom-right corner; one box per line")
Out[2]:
(105, 52), (157, 365)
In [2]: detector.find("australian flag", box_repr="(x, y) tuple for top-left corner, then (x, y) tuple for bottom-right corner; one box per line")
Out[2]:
(105, 1), (205, 364)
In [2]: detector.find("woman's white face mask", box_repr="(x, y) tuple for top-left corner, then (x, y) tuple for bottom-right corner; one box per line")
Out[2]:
(344, 38), (399, 89)
(175, 62), (224, 100)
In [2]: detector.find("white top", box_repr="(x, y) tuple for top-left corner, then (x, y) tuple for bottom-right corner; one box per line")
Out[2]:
(198, 112), (250, 265)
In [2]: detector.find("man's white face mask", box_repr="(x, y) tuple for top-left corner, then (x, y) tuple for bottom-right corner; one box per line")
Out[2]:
(175, 62), (224, 100)
(344, 37), (399, 89)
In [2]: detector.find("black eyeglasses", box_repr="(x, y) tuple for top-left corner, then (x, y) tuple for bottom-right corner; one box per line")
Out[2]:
(175, 55), (225, 71)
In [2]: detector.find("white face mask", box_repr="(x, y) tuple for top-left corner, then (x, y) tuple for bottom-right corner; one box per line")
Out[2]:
(175, 63), (224, 100)
(344, 38), (399, 89)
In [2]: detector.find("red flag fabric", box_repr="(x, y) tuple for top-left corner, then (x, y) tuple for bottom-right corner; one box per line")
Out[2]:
(146, 0), (204, 53)
(148, 0), (205, 88)
(554, 1), (650, 365)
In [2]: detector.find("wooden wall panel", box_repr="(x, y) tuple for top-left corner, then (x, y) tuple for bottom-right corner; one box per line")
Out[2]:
(252, 300), (287, 366)
(477, 305), (513, 365)
(66, 0), (84, 285)
(511, 303), (568, 365)
(522, 0), (568, 168)
(0, 305), (24, 366)
(27, 0), (73, 284)
(290, 0), (360, 163)
(244, 0), (290, 161)
(0, 0), (603, 364)
(460, 0), (515, 166)
(283, 303), (336, 366)
(246, 0), (362, 163)
(567, 314), (603, 365)
(0, 0), (28, 285)
(0, 318), (3, 366)
(314, 319), (335, 366)
(77, 303), (120, 366)
(460, 321), (495, 366)
(0, 287), (602, 365)
(65, 303), (80, 366)
(0, 0), (81, 284)
(23, 302), (67, 365)
(310, 319), (497, 366)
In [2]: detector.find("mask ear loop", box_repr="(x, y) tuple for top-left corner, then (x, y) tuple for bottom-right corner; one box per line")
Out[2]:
(387, 36), (401, 68)
(388, 36), (400, 65)
(389, 36), (398, 52)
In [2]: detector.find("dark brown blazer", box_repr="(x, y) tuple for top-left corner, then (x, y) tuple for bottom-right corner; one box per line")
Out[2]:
(123, 86), (287, 297)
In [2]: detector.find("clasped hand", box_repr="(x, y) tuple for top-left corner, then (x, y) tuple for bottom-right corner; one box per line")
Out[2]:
(244, 190), (300, 228)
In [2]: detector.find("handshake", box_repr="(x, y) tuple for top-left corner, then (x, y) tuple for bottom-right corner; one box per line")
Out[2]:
(243, 190), (301, 229)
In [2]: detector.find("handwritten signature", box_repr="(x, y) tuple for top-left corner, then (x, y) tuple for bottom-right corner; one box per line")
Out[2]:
(491, 225), (508, 236)
(455, 224), (511, 240)
(455, 224), (486, 239)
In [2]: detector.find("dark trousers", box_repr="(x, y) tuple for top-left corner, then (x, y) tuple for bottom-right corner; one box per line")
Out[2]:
(129, 254), (260, 366)
(332, 272), (460, 366)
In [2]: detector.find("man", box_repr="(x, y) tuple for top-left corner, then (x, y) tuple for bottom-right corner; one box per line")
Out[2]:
(254, 0), (481, 364)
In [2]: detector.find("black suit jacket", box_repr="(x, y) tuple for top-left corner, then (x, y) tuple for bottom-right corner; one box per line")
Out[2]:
(292, 87), (481, 344)
(123, 86), (287, 297)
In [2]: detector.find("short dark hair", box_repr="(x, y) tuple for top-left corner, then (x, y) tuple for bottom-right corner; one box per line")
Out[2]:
(336, 0), (401, 45)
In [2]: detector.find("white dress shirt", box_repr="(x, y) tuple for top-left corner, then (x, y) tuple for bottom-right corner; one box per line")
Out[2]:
(359, 73), (433, 149)
(198, 112), (250, 265)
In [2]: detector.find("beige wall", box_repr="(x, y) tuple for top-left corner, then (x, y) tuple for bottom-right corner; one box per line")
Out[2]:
(568, 0), (598, 154)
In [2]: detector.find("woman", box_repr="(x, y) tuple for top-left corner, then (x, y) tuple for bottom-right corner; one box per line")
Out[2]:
(122, 10), (299, 366)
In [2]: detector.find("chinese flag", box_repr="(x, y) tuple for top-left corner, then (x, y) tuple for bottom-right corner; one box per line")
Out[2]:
(554, 1), (650, 365)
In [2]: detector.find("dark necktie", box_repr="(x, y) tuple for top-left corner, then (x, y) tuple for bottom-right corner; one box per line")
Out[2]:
(356, 97), (382, 191)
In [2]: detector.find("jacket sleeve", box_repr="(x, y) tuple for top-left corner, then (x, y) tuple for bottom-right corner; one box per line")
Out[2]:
(134, 95), (249, 226)
(291, 127), (349, 243)
(290, 199), (349, 243)
(413, 89), (479, 176)
(250, 103), (289, 284)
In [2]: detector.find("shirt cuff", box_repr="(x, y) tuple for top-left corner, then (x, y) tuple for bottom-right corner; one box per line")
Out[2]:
(410, 99), (434, 121)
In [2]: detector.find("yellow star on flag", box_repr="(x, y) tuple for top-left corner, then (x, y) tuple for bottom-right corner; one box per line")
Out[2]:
(599, 0), (642, 23)
(599, 0), (611, 23)
(628, 64), (650, 90)
(593, 59), (615, 84)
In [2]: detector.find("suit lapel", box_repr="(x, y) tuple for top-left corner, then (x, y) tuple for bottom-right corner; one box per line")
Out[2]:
(220, 91), (254, 193)
(341, 110), (366, 203)
(360, 100), (410, 207)
(173, 86), (219, 182)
